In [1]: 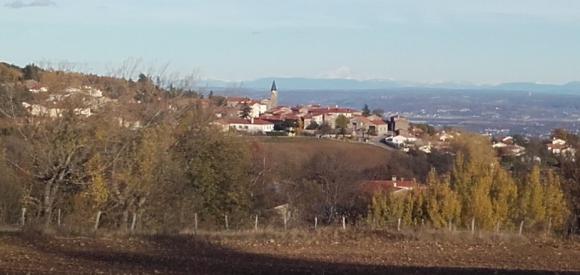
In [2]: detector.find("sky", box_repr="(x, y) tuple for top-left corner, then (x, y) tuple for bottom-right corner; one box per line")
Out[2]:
(1, 0), (580, 84)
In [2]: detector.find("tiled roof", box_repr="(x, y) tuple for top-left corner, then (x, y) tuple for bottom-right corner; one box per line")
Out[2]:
(226, 96), (249, 102)
(226, 118), (274, 125)
(360, 179), (418, 194)
(309, 107), (356, 114)
(371, 119), (388, 125)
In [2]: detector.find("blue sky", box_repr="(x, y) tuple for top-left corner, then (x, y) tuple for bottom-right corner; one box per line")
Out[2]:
(1, 0), (580, 84)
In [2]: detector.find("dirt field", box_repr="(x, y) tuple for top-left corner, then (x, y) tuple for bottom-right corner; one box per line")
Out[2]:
(1, 230), (579, 274)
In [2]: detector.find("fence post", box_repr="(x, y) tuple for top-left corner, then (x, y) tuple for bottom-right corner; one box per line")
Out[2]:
(254, 215), (258, 232)
(397, 218), (401, 232)
(283, 212), (288, 231)
(519, 220), (524, 235)
(20, 208), (26, 226)
(314, 216), (318, 230)
(547, 218), (552, 235)
(194, 213), (198, 233)
(224, 214), (229, 231)
(94, 211), (102, 231)
(57, 209), (62, 227)
(130, 212), (137, 232)
(495, 221), (500, 233)
(471, 218), (476, 235)
(342, 216), (346, 230)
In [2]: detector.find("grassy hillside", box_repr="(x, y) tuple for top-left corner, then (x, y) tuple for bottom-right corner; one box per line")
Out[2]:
(252, 137), (392, 170)
(246, 137), (428, 182)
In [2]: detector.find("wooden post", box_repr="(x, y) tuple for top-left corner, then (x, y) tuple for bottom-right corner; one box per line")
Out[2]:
(20, 208), (26, 226)
(448, 219), (452, 231)
(547, 218), (552, 235)
(342, 216), (346, 230)
(397, 218), (401, 232)
(254, 215), (258, 232)
(57, 209), (61, 227)
(495, 221), (500, 233)
(283, 212), (288, 231)
(130, 212), (137, 232)
(94, 211), (102, 231)
(224, 214), (229, 230)
(314, 216), (318, 230)
(519, 220), (524, 235)
(194, 213), (198, 233)
(471, 218), (476, 234)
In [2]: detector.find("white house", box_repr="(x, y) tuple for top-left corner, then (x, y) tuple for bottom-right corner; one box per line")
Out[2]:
(29, 87), (48, 93)
(492, 142), (508, 148)
(22, 102), (63, 118)
(238, 100), (268, 118)
(438, 132), (454, 142)
(385, 135), (407, 146)
(552, 138), (567, 146)
(419, 143), (432, 154)
(303, 113), (324, 128)
(221, 118), (274, 134)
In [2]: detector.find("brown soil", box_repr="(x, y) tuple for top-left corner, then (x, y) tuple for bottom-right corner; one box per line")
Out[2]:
(1, 230), (579, 274)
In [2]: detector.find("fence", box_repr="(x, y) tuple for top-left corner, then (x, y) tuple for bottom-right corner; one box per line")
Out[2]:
(8, 209), (567, 238)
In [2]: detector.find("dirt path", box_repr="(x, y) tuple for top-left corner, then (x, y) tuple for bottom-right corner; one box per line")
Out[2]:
(0, 232), (579, 274)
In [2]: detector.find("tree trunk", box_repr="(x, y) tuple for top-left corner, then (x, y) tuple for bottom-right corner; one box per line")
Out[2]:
(43, 181), (54, 228)
(121, 209), (129, 231)
(119, 197), (135, 231)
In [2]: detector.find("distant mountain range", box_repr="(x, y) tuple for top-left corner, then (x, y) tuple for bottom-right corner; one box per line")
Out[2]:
(199, 77), (580, 93)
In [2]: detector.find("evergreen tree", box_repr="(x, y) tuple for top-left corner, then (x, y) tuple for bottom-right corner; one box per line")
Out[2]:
(306, 120), (319, 130)
(240, 103), (252, 119)
(371, 108), (385, 117)
(335, 115), (350, 135)
(22, 64), (41, 81)
(362, 104), (371, 117)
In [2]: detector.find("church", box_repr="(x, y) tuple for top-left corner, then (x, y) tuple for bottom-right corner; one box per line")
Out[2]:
(261, 80), (278, 111)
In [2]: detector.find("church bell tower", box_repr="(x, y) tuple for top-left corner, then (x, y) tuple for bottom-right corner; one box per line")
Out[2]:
(269, 80), (278, 109)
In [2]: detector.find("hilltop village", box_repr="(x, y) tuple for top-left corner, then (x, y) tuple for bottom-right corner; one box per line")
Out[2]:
(212, 81), (435, 152)
(207, 81), (576, 162)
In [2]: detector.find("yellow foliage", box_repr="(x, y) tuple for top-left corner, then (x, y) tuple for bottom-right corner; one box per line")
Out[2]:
(544, 170), (569, 230)
(527, 166), (546, 225)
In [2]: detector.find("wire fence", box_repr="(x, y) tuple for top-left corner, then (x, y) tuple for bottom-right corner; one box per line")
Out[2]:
(7, 207), (571, 239)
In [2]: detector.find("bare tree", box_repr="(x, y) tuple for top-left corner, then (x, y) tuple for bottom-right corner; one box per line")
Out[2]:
(296, 152), (363, 223)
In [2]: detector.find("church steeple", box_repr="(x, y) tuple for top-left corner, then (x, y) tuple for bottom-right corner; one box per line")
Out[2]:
(268, 80), (278, 109)
(271, 80), (277, 92)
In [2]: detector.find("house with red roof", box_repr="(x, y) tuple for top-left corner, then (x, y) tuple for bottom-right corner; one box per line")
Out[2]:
(360, 177), (420, 196)
(306, 106), (360, 129)
(546, 138), (576, 158)
(350, 115), (389, 136)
